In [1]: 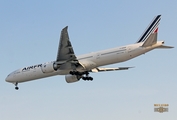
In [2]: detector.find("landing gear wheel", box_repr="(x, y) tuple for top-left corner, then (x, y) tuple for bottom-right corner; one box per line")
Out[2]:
(82, 77), (93, 81)
(82, 77), (86, 80)
(15, 86), (19, 90)
(69, 71), (80, 75)
(89, 77), (93, 81)
(69, 71), (74, 75)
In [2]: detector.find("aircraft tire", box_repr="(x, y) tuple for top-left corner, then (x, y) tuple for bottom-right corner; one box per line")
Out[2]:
(15, 87), (19, 90)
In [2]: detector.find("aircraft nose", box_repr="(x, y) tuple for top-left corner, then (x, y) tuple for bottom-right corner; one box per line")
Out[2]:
(5, 75), (12, 83)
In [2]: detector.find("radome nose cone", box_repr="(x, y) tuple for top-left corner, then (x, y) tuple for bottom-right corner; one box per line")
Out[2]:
(5, 77), (9, 82)
(5, 76), (11, 82)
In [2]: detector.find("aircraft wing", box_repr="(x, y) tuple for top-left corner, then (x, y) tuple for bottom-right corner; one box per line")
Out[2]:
(56, 26), (77, 64)
(91, 67), (133, 72)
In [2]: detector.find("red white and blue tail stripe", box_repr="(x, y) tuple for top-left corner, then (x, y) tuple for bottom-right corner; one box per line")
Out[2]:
(137, 15), (161, 43)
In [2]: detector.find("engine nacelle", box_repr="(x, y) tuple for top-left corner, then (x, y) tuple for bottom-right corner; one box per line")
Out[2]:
(41, 62), (58, 73)
(65, 75), (80, 83)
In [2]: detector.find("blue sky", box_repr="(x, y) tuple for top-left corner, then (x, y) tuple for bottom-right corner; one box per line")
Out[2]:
(1, 0), (177, 120)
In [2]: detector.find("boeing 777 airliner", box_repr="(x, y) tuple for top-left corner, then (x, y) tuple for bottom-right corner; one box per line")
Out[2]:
(5, 15), (173, 90)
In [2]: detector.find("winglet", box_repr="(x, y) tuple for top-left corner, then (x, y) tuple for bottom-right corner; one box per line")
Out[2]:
(63, 26), (68, 30)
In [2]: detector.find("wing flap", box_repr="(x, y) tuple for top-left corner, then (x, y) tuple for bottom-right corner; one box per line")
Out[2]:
(91, 67), (133, 73)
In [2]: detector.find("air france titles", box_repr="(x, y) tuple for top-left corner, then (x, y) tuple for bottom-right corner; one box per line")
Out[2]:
(22, 64), (42, 71)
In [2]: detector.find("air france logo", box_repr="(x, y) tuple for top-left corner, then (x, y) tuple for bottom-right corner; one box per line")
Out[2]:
(22, 64), (42, 71)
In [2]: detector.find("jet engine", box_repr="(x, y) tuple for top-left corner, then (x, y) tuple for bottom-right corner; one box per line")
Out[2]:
(41, 62), (58, 73)
(65, 75), (81, 83)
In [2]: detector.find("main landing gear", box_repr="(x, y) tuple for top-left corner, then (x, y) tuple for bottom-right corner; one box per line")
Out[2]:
(82, 76), (93, 81)
(15, 82), (19, 90)
(69, 71), (93, 81)
(82, 71), (93, 81)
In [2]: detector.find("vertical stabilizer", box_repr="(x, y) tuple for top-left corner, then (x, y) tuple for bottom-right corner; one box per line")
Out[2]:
(141, 27), (158, 47)
(137, 15), (161, 43)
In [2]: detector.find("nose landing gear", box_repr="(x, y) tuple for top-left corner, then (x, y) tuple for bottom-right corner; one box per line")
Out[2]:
(15, 82), (19, 90)
(15, 86), (19, 90)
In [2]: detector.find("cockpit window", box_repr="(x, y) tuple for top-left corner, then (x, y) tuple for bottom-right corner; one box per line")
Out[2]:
(12, 70), (20, 74)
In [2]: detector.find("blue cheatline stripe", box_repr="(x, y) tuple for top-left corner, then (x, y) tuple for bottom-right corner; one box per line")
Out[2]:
(137, 15), (161, 43)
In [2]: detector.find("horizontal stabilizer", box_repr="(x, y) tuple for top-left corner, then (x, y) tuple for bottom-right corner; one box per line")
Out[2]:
(91, 67), (133, 73)
(157, 45), (174, 49)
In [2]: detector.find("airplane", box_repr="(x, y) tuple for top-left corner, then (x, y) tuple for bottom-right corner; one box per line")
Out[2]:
(5, 15), (173, 90)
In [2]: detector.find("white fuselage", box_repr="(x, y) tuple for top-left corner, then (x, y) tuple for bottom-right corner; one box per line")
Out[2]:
(5, 41), (164, 84)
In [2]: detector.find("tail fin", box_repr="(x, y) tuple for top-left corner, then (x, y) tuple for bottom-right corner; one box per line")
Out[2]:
(137, 15), (161, 44)
(141, 27), (158, 47)
(137, 15), (174, 49)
